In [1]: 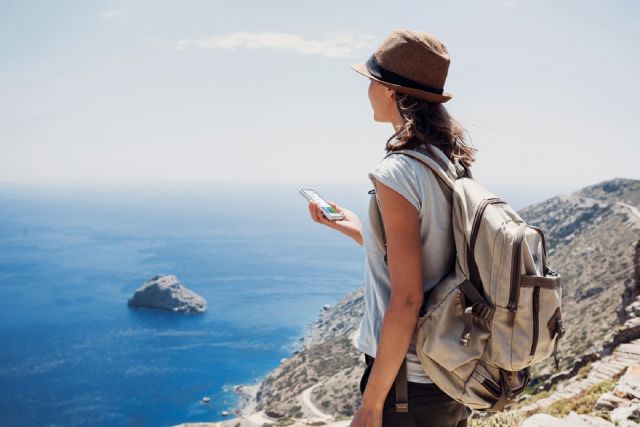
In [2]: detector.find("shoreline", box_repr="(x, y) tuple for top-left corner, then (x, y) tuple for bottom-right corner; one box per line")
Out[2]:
(231, 381), (261, 416)
(174, 306), (340, 426)
(216, 320), (320, 424)
(229, 328), (313, 416)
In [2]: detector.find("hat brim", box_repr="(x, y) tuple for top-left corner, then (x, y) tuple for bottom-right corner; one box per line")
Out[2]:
(350, 63), (453, 104)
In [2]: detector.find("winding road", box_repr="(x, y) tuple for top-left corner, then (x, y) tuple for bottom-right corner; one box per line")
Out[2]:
(301, 381), (334, 421)
(615, 201), (640, 227)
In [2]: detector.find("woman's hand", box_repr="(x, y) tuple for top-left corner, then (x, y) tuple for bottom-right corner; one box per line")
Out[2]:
(307, 200), (363, 245)
(349, 404), (382, 427)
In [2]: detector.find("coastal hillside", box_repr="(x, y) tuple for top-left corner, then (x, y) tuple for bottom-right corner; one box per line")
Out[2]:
(177, 177), (640, 427)
(244, 287), (366, 420)
(517, 178), (640, 381)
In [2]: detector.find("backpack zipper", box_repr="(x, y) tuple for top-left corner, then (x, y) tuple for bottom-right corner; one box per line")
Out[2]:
(530, 286), (540, 356)
(467, 198), (507, 298)
(527, 225), (547, 274)
(469, 198), (506, 255)
(507, 223), (525, 326)
(526, 225), (546, 356)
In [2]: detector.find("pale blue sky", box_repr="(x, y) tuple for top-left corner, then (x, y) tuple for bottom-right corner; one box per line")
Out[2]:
(1, 0), (638, 188)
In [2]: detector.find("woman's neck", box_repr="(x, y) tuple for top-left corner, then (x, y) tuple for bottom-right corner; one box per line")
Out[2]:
(391, 117), (405, 134)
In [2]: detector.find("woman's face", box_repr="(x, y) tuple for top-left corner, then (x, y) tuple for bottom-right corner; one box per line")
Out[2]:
(367, 79), (400, 123)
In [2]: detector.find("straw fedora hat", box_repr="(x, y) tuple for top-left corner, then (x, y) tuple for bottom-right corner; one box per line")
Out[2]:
(350, 29), (453, 103)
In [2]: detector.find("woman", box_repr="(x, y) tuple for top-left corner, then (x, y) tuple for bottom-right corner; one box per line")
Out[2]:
(307, 30), (477, 426)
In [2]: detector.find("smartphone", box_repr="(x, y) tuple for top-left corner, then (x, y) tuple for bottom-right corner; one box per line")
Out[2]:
(299, 188), (345, 221)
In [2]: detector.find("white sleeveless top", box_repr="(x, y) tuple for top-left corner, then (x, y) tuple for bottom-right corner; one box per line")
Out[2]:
(354, 149), (456, 383)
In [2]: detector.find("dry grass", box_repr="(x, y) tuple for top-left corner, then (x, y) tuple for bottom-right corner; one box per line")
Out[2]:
(543, 378), (617, 418)
(468, 411), (525, 427)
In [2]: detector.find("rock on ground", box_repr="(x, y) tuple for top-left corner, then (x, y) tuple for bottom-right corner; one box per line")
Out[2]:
(521, 411), (614, 426)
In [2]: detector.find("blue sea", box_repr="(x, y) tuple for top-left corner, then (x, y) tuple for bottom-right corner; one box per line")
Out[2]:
(0, 180), (570, 427)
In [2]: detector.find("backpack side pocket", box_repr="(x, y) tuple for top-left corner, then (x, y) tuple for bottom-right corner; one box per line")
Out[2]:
(525, 266), (563, 365)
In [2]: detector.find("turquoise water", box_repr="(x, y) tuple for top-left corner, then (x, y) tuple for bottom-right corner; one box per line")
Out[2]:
(0, 182), (368, 427)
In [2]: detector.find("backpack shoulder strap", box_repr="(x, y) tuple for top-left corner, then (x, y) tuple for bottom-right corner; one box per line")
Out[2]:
(370, 143), (470, 261)
(384, 144), (471, 192)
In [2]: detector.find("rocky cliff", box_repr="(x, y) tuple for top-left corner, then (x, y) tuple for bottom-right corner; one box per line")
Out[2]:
(176, 178), (640, 427)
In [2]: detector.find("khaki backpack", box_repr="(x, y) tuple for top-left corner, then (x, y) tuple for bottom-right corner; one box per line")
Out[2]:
(367, 143), (565, 413)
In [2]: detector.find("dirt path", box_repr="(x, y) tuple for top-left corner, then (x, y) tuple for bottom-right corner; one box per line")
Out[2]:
(174, 379), (351, 427)
(615, 201), (640, 228)
(301, 381), (334, 421)
(517, 337), (640, 414)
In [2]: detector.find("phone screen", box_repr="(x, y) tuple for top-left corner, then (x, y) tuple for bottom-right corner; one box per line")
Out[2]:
(299, 189), (344, 219)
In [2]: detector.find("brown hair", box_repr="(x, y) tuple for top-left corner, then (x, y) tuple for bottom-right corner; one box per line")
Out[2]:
(385, 92), (477, 169)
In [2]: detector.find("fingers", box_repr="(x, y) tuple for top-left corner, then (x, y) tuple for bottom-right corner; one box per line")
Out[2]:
(308, 201), (325, 223)
(308, 201), (319, 222)
(327, 200), (342, 212)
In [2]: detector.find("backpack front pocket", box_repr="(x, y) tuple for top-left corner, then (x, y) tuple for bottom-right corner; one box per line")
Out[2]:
(417, 285), (491, 378)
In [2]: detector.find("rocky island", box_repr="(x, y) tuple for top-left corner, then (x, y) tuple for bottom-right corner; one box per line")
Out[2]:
(128, 274), (207, 313)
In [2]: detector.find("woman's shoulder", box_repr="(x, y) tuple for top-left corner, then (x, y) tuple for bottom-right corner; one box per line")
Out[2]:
(371, 152), (414, 172)
(369, 153), (414, 184)
(370, 152), (434, 181)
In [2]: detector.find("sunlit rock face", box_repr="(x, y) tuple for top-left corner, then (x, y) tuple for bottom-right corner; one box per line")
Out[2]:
(127, 274), (207, 313)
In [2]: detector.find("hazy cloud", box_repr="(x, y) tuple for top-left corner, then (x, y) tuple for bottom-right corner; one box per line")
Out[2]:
(176, 30), (378, 58)
(490, 0), (518, 7)
(98, 8), (124, 19)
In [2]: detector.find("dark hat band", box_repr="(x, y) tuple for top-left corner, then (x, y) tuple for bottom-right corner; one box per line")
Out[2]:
(365, 54), (444, 95)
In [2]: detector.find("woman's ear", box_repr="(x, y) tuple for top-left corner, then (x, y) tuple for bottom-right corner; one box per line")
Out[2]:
(386, 87), (397, 100)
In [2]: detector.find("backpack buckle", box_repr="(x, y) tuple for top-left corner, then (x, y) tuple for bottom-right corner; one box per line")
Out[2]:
(459, 301), (494, 346)
(395, 402), (408, 412)
(460, 332), (471, 346)
(460, 306), (474, 346)
(557, 318), (566, 338)
(475, 302), (495, 321)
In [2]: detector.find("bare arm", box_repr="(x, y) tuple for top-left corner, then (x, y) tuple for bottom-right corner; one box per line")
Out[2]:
(361, 179), (424, 411)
